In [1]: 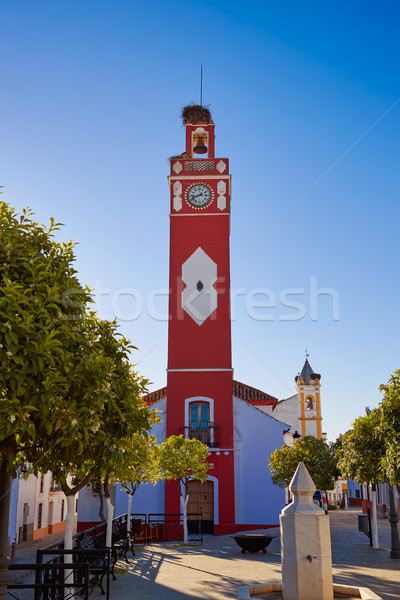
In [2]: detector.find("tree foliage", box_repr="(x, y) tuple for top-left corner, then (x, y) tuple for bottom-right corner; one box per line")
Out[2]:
(27, 317), (159, 496)
(160, 435), (211, 495)
(114, 434), (161, 497)
(0, 202), (159, 558)
(268, 435), (337, 490)
(379, 369), (400, 484)
(160, 435), (212, 544)
(0, 202), (158, 483)
(335, 409), (385, 487)
(0, 203), (90, 469)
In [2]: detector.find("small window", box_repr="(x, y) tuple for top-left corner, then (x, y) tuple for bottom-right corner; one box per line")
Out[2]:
(37, 504), (43, 529)
(306, 396), (314, 410)
(39, 473), (44, 494)
(196, 280), (204, 292)
(75, 498), (78, 513)
(61, 499), (65, 521)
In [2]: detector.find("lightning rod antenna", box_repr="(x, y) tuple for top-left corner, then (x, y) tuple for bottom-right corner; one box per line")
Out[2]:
(200, 65), (203, 106)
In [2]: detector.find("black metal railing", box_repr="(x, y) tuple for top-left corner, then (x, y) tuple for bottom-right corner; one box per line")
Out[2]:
(35, 548), (111, 600)
(148, 513), (203, 545)
(179, 425), (220, 448)
(8, 510), (203, 599)
(8, 561), (90, 600)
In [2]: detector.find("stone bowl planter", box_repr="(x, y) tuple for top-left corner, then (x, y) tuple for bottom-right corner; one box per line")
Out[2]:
(232, 534), (276, 554)
(238, 581), (382, 599)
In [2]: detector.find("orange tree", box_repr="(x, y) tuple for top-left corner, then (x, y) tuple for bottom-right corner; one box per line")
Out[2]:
(336, 410), (385, 549)
(0, 203), (157, 590)
(159, 435), (211, 545)
(268, 435), (337, 491)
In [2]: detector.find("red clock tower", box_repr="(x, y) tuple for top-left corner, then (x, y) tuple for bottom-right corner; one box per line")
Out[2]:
(166, 105), (235, 534)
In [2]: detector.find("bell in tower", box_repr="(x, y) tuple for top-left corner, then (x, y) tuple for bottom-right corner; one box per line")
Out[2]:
(193, 134), (208, 154)
(181, 104), (215, 158)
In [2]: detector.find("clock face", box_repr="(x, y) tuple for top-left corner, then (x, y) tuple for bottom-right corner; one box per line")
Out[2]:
(186, 183), (213, 208)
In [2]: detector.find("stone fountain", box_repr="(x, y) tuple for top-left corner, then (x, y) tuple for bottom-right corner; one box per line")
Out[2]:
(238, 463), (381, 600)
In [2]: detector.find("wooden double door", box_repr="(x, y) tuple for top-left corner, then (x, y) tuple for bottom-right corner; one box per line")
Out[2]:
(187, 480), (214, 534)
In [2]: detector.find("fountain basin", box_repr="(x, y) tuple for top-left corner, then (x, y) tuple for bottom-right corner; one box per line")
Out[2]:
(238, 581), (382, 599)
(232, 534), (276, 554)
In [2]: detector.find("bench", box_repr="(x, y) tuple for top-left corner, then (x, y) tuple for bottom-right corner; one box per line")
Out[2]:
(75, 533), (115, 595)
(131, 517), (143, 547)
(111, 520), (131, 562)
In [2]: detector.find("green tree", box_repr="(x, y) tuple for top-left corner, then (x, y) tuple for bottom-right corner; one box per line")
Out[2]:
(160, 435), (211, 545)
(336, 410), (385, 548)
(0, 203), (158, 590)
(268, 435), (337, 491)
(378, 370), (400, 557)
(0, 203), (90, 592)
(27, 316), (159, 552)
(379, 370), (400, 485)
(114, 435), (161, 536)
(96, 434), (161, 547)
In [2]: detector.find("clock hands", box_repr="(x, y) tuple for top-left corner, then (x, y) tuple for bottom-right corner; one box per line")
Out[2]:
(186, 183), (213, 207)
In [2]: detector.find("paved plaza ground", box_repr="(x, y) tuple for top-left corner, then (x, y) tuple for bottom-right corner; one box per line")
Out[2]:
(11, 508), (400, 599)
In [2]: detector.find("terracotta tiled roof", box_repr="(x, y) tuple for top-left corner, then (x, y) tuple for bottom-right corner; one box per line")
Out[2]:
(143, 386), (167, 405)
(143, 380), (278, 407)
(232, 380), (278, 406)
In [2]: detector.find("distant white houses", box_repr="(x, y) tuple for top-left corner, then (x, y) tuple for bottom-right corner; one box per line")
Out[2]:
(9, 470), (77, 553)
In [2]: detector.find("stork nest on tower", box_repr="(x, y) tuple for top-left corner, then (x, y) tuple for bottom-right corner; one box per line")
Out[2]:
(182, 104), (211, 124)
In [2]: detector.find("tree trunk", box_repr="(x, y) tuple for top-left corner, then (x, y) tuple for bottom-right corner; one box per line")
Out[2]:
(98, 486), (106, 522)
(64, 495), (76, 556)
(104, 483), (114, 548)
(180, 493), (189, 545)
(60, 476), (91, 599)
(127, 494), (133, 537)
(388, 484), (400, 559)
(371, 485), (379, 549)
(63, 494), (76, 596)
(0, 457), (12, 600)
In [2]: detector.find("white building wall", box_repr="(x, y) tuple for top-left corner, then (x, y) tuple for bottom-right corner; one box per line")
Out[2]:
(272, 395), (301, 434)
(306, 419), (318, 437)
(233, 396), (288, 525)
(253, 405), (274, 416)
(115, 480), (166, 517)
(8, 475), (19, 553)
(15, 473), (37, 542)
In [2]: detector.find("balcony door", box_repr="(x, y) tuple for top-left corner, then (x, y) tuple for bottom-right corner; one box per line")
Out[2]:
(189, 402), (210, 444)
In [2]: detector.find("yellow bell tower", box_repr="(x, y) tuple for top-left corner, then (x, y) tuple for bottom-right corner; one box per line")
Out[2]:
(295, 355), (323, 439)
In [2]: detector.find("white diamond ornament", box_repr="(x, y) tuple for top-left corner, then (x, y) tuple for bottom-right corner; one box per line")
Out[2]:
(216, 160), (226, 173)
(173, 181), (182, 212)
(217, 196), (226, 210)
(173, 161), (183, 174)
(217, 180), (226, 194)
(173, 196), (182, 211)
(173, 181), (182, 195)
(181, 247), (218, 326)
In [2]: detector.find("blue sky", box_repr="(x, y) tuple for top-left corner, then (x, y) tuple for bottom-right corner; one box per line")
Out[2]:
(2, 1), (399, 441)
